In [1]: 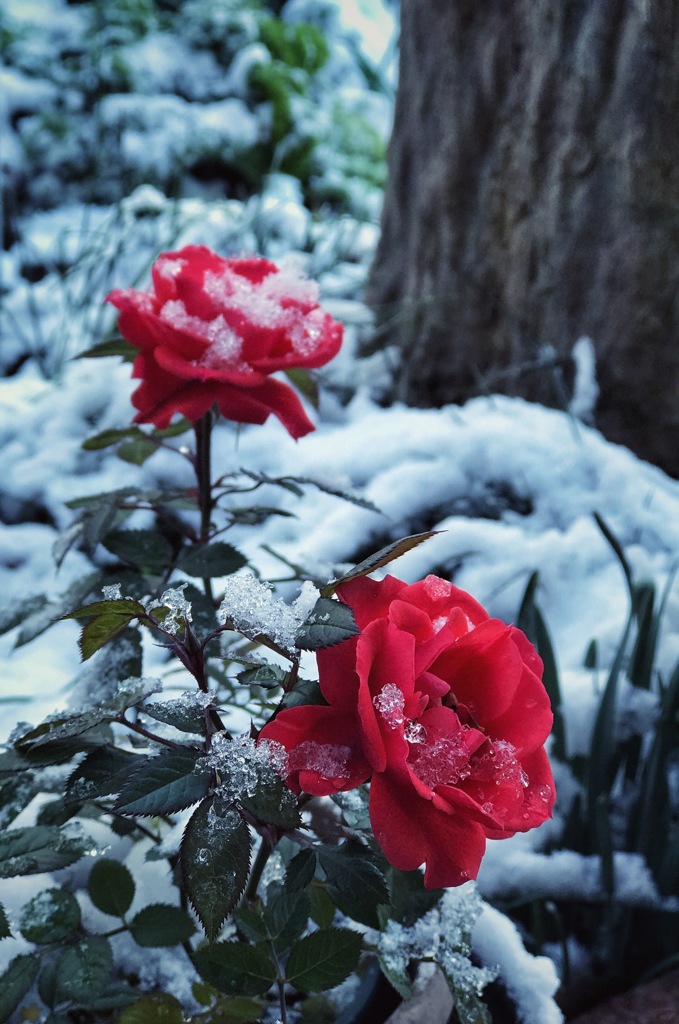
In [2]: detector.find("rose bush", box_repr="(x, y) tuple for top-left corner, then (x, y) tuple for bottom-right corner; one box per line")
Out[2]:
(106, 245), (343, 438)
(260, 573), (556, 888)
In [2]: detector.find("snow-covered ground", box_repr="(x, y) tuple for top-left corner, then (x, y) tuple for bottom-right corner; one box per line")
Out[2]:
(1, 1), (678, 1021)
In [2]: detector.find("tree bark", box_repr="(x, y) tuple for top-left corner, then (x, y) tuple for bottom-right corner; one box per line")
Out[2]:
(367, 0), (679, 476)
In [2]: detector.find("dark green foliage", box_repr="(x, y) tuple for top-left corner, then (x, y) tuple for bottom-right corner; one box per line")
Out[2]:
(115, 746), (212, 816)
(88, 858), (136, 917)
(285, 927), (362, 992)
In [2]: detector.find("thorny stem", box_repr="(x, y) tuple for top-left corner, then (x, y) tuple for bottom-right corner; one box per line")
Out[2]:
(244, 837), (274, 901)
(194, 412), (215, 605)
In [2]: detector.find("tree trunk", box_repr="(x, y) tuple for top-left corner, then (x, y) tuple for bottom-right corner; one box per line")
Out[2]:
(367, 0), (679, 476)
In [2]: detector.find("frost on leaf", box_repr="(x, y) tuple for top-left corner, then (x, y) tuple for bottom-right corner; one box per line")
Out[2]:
(218, 573), (319, 651)
(376, 883), (496, 1022)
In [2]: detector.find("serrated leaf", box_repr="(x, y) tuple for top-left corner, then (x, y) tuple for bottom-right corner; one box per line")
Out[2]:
(67, 747), (146, 801)
(286, 927), (362, 992)
(82, 427), (147, 451)
(139, 697), (207, 735)
(0, 825), (92, 877)
(0, 953), (40, 1022)
(239, 773), (301, 829)
(308, 885), (335, 928)
(88, 858), (136, 917)
(388, 867), (443, 926)
(286, 849), (317, 892)
(181, 797), (251, 941)
(234, 907), (269, 944)
(129, 903), (196, 947)
(102, 530), (173, 575)
(16, 679), (158, 752)
(0, 903), (11, 940)
(318, 842), (389, 928)
(15, 571), (103, 643)
(237, 663), (288, 688)
(116, 747), (211, 816)
(296, 597), (359, 651)
(263, 888), (310, 953)
(20, 887), (81, 943)
(193, 942), (276, 997)
(323, 531), (441, 595)
(54, 936), (113, 1003)
(281, 677), (327, 710)
(176, 542), (247, 579)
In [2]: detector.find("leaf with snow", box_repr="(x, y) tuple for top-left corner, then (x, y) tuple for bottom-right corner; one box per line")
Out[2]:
(0, 903), (11, 940)
(296, 596), (359, 650)
(0, 825), (93, 877)
(116, 747), (212, 816)
(322, 530), (441, 595)
(180, 797), (251, 941)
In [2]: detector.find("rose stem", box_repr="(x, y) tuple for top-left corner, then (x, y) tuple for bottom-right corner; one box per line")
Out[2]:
(194, 411), (215, 604)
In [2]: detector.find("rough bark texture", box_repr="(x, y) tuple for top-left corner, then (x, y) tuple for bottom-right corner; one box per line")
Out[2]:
(367, 0), (679, 476)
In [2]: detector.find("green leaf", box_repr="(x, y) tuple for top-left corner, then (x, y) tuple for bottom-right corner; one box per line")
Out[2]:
(285, 367), (319, 409)
(129, 903), (196, 947)
(280, 676), (327, 711)
(308, 885), (335, 929)
(116, 994), (184, 1024)
(117, 438), (161, 466)
(20, 887), (81, 943)
(0, 903), (10, 940)
(65, 598), (147, 661)
(286, 849), (317, 892)
(517, 572), (566, 762)
(181, 797), (251, 941)
(54, 936), (113, 1003)
(176, 542), (247, 579)
(237, 663), (288, 688)
(263, 888), (310, 953)
(88, 858), (136, 917)
(82, 427), (147, 451)
(139, 697), (207, 735)
(67, 747), (146, 802)
(323, 531), (441, 595)
(388, 867), (443, 927)
(193, 942), (276, 997)
(16, 679), (158, 753)
(0, 953), (40, 1022)
(116, 747), (211, 817)
(0, 825), (92, 877)
(239, 773), (301, 829)
(318, 841), (389, 928)
(0, 594), (50, 638)
(77, 337), (137, 360)
(296, 596), (359, 651)
(285, 927), (362, 992)
(102, 530), (173, 575)
(15, 571), (103, 642)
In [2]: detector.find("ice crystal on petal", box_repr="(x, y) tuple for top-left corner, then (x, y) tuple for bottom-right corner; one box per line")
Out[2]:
(472, 740), (528, 788)
(405, 721), (427, 744)
(423, 575), (452, 600)
(373, 683), (406, 728)
(286, 740), (351, 780)
(411, 734), (472, 788)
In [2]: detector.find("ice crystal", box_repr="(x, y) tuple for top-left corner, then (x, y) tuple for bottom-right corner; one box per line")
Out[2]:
(202, 732), (288, 804)
(411, 734), (473, 788)
(102, 583), (122, 600)
(286, 740), (352, 780)
(373, 683), (405, 728)
(218, 573), (319, 652)
(156, 583), (192, 635)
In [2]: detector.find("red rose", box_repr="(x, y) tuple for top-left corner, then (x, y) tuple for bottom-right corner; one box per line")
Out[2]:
(259, 574), (555, 889)
(106, 245), (343, 438)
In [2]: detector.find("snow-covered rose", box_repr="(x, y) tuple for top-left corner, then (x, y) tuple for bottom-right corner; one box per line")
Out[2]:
(106, 245), (342, 438)
(259, 574), (556, 888)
